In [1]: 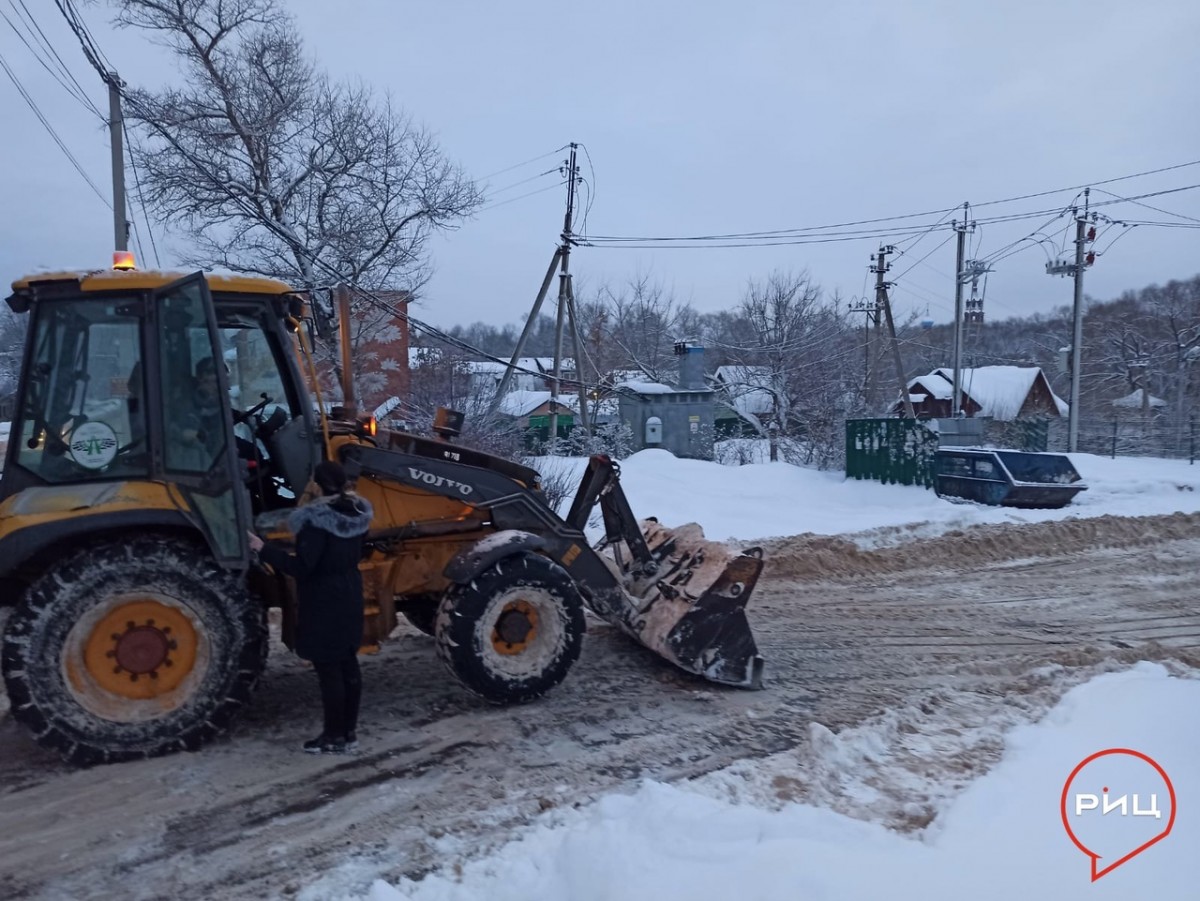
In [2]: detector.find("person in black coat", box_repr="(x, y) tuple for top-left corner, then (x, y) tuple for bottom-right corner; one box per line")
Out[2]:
(249, 460), (373, 753)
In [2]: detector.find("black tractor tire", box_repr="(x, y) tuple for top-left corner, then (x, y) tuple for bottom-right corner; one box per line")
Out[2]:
(1, 537), (267, 766)
(400, 595), (441, 636)
(435, 552), (585, 704)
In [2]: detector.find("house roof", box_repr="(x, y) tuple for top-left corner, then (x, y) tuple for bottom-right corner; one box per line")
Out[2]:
(905, 366), (1068, 419)
(495, 390), (579, 417)
(1113, 389), (1167, 409)
(616, 379), (676, 395)
(711, 365), (775, 416)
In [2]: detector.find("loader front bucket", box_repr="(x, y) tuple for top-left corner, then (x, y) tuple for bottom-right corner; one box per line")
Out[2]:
(564, 455), (765, 688)
(592, 521), (765, 689)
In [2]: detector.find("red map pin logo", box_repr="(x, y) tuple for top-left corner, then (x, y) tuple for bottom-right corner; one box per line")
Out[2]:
(1061, 748), (1176, 881)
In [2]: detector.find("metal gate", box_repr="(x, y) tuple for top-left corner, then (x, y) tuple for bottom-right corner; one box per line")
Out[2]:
(845, 418), (938, 488)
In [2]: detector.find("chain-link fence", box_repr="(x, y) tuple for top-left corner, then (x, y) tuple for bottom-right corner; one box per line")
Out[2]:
(1073, 415), (1198, 462)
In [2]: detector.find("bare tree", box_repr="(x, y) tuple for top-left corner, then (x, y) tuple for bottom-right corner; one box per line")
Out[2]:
(113, 0), (482, 342)
(600, 276), (694, 383)
(715, 270), (852, 463)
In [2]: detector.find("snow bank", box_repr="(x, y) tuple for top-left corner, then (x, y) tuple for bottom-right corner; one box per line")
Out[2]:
(578, 449), (1200, 544)
(353, 663), (1197, 901)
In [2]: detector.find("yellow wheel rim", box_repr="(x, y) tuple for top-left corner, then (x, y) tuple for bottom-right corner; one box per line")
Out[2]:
(491, 599), (540, 656)
(63, 593), (207, 721)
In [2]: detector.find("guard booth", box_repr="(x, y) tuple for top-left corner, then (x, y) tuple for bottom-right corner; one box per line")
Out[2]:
(933, 448), (1086, 508)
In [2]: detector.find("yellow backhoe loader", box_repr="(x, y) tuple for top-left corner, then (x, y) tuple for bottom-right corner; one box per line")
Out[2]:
(0, 263), (763, 765)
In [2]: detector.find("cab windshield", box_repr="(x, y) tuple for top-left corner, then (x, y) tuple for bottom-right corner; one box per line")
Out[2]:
(14, 295), (148, 482)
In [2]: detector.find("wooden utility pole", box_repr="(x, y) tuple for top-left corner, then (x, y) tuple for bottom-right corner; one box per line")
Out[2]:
(492, 250), (561, 404)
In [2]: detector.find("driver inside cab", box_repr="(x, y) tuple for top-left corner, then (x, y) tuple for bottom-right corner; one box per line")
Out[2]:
(179, 357), (226, 454)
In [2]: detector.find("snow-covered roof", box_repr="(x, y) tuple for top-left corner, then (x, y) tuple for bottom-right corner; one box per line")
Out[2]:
(712, 365), (774, 416)
(373, 396), (401, 418)
(463, 360), (508, 375)
(713, 365), (770, 385)
(907, 374), (954, 400)
(1113, 389), (1167, 409)
(616, 380), (676, 395)
(905, 366), (1067, 419)
(495, 390), (579, 417)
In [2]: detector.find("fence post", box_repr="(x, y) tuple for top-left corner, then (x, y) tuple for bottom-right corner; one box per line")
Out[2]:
(1191, 416), (1195, 465)
(1111, 419), (1117, 459)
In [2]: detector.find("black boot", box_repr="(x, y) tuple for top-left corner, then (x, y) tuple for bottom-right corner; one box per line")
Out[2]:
(303, 734), (346, 754)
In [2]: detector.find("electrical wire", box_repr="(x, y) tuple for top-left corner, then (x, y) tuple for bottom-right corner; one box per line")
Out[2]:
(1, 3), (101, 116)
(123, 117), (160, 267)
(1093, 187), (1200, 224)
(890, 232), (956, 283)
(577, 142), (596, 237)
(0, 47), (110, 207)
(478, 145), (569, 182)
(485, 166), (559, 197)
(476, 180), (567, 213)
(583, 167), (1200, 246)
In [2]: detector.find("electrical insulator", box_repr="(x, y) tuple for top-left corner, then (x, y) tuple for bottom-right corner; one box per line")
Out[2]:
(1086, 226), (1096, 242)
(1086, 251), (1096, 266)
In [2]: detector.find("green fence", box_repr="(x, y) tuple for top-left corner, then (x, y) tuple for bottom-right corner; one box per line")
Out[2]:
(845, 418), (939, 488)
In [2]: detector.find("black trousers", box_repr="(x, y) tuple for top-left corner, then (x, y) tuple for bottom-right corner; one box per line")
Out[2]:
(312, 655), (362, 738)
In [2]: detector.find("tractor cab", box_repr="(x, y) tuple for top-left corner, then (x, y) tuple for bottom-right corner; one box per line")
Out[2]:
(1, 264), (319, 569)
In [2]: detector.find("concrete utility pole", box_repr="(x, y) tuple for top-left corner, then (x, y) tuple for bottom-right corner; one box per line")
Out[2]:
(548, 143), (580, 445)
(108, 73), (128, 251)
(950, 204), (969, 417)
(873, 246), (915, 419)
(1046, 188), (1093, 453)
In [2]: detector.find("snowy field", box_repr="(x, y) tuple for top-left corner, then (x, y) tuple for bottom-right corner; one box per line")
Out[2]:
(300, 449), (1196, 901)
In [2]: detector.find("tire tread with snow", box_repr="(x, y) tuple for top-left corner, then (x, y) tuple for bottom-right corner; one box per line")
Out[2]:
(435, 552), (585, 704)
(1, 537), (267, 766)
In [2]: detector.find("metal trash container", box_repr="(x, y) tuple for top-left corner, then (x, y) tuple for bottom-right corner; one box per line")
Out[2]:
(932, 448), (1087, 509)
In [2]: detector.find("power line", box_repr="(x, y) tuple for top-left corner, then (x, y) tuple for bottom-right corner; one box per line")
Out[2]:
(15, 0), (100, 101)
(477, 180), (567, 213)
(1092, 187), (1200, 225)
(0, 46), (109, 207)
(485, 166), (559, 197)
(582, 161), (1200, 245)
(123, 118), (160, 267)
(1, 3), (101, 116)
(478, 146), (568, 182)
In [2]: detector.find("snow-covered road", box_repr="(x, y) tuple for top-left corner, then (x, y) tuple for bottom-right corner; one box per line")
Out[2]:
(2, 513), (1197, 900)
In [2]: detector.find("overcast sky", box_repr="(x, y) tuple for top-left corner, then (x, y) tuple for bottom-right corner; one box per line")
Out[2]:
(3, 1), (1199, 334)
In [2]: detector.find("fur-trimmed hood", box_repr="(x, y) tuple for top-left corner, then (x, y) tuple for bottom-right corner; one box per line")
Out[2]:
(287, 492), (373, 538)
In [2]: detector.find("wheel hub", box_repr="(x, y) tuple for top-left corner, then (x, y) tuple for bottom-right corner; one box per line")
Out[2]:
(492, 600), (539, 655)
(110, 620), (178, 680)
(67, 596), (201, 705)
